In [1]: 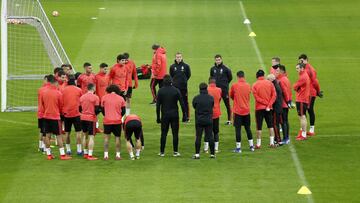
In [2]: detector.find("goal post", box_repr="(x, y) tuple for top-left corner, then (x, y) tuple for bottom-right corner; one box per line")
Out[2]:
(1, 0), (73, 112)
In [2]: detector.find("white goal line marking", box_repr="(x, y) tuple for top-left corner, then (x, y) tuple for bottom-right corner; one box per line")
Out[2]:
(238, 1), (314, 202)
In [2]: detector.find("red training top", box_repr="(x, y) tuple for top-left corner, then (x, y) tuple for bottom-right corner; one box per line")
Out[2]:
(101, 92), (126, 125)
(230, 78), (251, 116)
(277, 73), (292, 108)
(151, 47), (167, 79)
(124, 114), (142, 126)
(80, 92), (100, 122)
(109, 63), (128, 92)
(77, 73), (96, 94)
(252, 76), (277, 110)
(294, 70), (311, 104)
(126, 59), (139, 88)
(95, 71), (108, 101)
(62, 85), (82, 118)
(305, 63), (321, 97)
(207, 83), (222, 119)
(41, 85), (63, 120)
(37, 83), (50, 119)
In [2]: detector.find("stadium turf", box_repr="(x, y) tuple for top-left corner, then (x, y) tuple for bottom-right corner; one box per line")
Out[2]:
(1, 0), (360, 202)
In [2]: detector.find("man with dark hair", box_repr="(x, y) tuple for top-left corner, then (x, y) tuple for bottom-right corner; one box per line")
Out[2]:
(192, 83), (215, 159)
(267, 74), (283, 145)
(210, 54), (233, 125)
(150, 44), (167, 104)
(206, 77), (221, 153)
(109, 55), (128, 99)
(80, 83), (101, 160)
(252, 69), (277, 148)
(123, 114), (143, 160)
(124, 53), (139, 116)
(77, 62), (97, 94)
(41, 74), (71, 160)
(270, 57), (281, 75)
(61, 64), (73, 76)
(101, 85), (126, 160)
(230, 71), (254, 153)
(62, 75), (83, 155)
(57, 70), (68, 92)
(294, 63), (311, 141)
(37, 75), (50, 152)
(54, 67), (63, 84)
(156, 74), (186, 157)
(298, 54), (322, 136)
(169, 52), (191, 122)
(275, 65), (292, 144)
(95, 63), (109, 101)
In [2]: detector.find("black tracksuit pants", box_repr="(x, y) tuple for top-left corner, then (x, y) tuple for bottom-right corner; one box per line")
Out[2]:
(160, 117), (179, 153)
(195, 123), (214, 155)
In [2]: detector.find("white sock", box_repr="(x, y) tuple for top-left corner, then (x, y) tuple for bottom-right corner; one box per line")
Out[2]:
(236, 142), (241, 149)
(270, 136), (274, 145)
(39, 141), (43, 148)
(116, 152), (121, 157)
(215, 142), (219, 150)
(46, 148), (51, 155)
(257, 139), (261, 146)
(104, 152), (108, 158)
(54, 138), (58, 145)
(130, 151), (134, 158)
(248, 139), (254, 147)
(195, 154), (200, 157)
(89, 150), (93, 156)
(59, 147), (65, 156)
(84, 149), (88, 155)
(302, 131), (307, 138)
(76, 144), (82, 153)
(126, 108), (130, 116)
(310, 126), (315, 133)
(204, 142), (209, 150)
(96, 122), (99, 128)
(121, 117), (124, 123)
(65, 144), (71, 152)
(136, 149), (140, 156)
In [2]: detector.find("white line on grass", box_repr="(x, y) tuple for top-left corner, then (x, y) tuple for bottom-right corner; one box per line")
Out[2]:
(238, 1), (314, 202)
(0, 118), (35, 126)
(238, 1), (266, 70)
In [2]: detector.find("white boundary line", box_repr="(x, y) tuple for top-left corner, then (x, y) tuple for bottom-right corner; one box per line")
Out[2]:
(238, 1), (266, 70)
(238, 2), (314, 202)
(0, 118), (35, 126)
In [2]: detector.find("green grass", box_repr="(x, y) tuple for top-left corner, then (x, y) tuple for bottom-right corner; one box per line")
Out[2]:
(1, 0), (360, 202)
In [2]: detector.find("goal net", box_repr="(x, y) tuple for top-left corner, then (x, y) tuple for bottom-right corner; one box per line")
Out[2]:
(1, 0), (72, 112)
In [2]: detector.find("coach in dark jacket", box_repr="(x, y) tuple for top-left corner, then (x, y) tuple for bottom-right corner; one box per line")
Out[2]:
(209, 54), (232, 124)
(267, 74), (283, 144)
(169, 53), (191, 122)
(156, 75), (187, 156)
(192, 83), (215, 159)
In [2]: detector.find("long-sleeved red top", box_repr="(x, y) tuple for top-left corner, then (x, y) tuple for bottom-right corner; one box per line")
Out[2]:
(77, 73), (96, 94)
(230, 78), (251, 115)
(95, 72), (108, 101)
(277, 74), (292, 108)
(109, 63), (128, 92)
(207, 83), (222, 119)
(126, 59), (139, 88)
(37, 83), (50, 119)
(252, 76), (277, 110)
(41, 85), (63, 120)
(293, 70), (311, 104)
(151, 47), (167, 79)
(305, 63), (320, 97)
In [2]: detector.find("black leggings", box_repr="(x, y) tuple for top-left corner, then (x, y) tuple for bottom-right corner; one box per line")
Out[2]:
(160, 117), (179, 153)
(273, 111), (282, 143)
(308, 97), (316, 126)
(234, 114), (253, 142)
(281, 108), (289, 140)
(222, 93), (231, 121)
(196, 124), (214, 155)
(150, 79), (163, 102)
(204, 118), (219, 142)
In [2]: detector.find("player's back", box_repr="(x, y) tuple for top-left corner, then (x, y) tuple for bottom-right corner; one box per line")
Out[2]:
(207, 84), (222, 119)
(42, 85), (62, 120)
(101, 93), (125, 124)
(62, 85), (82, 118)
(80, 92), (99, 122)
(231, 79), (251, 115)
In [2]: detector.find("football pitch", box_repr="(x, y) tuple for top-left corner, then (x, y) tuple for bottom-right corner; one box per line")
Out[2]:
(1, 0), (360, 202)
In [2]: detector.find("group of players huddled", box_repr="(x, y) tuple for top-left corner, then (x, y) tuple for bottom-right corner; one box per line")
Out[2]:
(37, 44), (322, 160)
